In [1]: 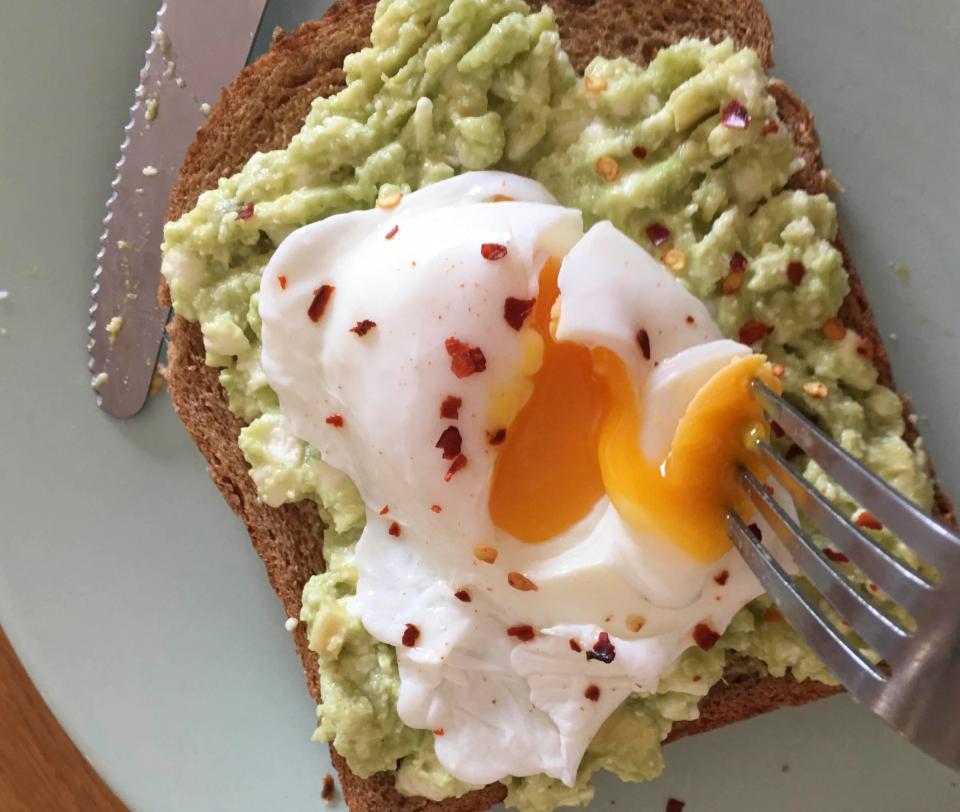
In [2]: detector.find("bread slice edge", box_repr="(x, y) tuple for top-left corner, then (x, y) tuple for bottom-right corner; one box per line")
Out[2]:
(158, 2), (954, 809)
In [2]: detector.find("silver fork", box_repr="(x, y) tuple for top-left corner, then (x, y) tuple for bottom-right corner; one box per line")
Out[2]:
(726, 380), (960, 772)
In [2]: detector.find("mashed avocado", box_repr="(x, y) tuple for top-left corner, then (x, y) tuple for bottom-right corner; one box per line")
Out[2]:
(162, 0), (934, 808)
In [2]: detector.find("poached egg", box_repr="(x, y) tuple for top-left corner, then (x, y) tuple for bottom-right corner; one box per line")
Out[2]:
(258, 172), (790, 786)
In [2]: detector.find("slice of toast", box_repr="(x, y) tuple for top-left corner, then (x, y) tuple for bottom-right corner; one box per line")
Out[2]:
(159, 1), (955, 809)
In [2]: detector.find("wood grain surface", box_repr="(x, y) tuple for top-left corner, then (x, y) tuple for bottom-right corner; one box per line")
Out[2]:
(0, 628), (127, 812)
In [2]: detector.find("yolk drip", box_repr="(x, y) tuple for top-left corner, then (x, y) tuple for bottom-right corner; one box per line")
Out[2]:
(487, 260), (781, 562)
(488, 260), (609, 542)
(594, 349), (779, 562)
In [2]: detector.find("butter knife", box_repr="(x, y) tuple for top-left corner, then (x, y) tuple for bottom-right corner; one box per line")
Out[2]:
(89, 0), (269, 418)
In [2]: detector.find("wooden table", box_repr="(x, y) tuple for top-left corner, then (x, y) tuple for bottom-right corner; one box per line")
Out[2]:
(0, 629), (126, 812)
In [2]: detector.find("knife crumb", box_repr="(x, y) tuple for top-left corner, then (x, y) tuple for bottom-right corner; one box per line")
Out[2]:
(142, 165), (158, 177)
(91, 372), (110, 391)
(149, 364), (167, 397)
(152, 28), (171, 56)
(106, 316), (125, 345)
(145, 98), (159, 121)
(200, 102), (211, 117)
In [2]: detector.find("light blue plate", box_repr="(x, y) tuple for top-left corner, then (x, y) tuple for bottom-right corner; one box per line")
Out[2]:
(1, 1), (957, 810)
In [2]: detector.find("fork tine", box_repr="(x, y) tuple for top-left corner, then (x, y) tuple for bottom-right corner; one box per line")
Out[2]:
(755, 440), (935, 614)
(739, 467), (912, 662)
(726, 512), (886, 697)
(752, 381), (960, 569)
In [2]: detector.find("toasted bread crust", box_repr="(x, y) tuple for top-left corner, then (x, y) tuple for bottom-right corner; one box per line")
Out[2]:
(160, 2), (952, 809)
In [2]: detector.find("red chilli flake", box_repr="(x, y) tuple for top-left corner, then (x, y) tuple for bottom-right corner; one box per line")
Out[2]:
(714, 570), (730, 586)
(350, 319), (377, 336)
(379, 505), (390, 516)
(636, 328), (652, 360)
(433, 728), (445, 736)
(504, 297), (536, 331)
(764, 607), (785, 623)
(444, 453), (468, 482)
(278, 275), (288, 290)
(308, 285), (335, 322)
(569, 639), (582, 653)
(401, 624), (420, 647)
(237, 202), (255, 220)
(431, 504), (442, 513)
(325, 414), (344, 428)
(729, 250), (748, 273)
(480, 242), (508, 261)
(445, 337), (487, 378)
(454, 589), (472, 603)
(585, 631), (616, 664)
(857, 337), (876, 358)
(435, 425), (463, 460)
(748, 523), (763, 541)
(645, 223), (671, 247)
(507, 625), (536, 642)
(666, 800), (686, 812)
(762, 121), (780, 136)
(693, 623), (721, 651)
(856, 511), (884, 531)
(440, 395), (462, 419)
(385, 224), (399, 240)
(488, 428), (507, 446)
(388, 521), (401, 538)
(824, 548), (850, 563)
(584, 684), (601, 702)
(632, 145), (648, 159)
(787, 261), (807, 286)
(721, 99), (751, 129)
(738, 320), (772, 345)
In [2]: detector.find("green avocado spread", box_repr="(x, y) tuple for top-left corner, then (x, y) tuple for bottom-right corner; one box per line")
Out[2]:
(161, 0), (935, 808)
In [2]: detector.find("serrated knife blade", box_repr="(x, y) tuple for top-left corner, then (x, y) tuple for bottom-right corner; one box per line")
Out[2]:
(89, 0), (268, 418)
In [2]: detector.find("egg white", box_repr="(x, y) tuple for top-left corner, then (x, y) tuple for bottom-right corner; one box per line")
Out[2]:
(259, 172), (794, 787)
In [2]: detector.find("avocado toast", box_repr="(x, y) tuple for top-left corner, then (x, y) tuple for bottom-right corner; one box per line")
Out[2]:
(159, 0), (955, 809)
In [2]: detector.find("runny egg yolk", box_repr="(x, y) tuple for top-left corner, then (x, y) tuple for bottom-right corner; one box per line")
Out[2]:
(488, 260), (781, 562)
(488, 259), (610, 542)
(593, 349), (779, 562)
